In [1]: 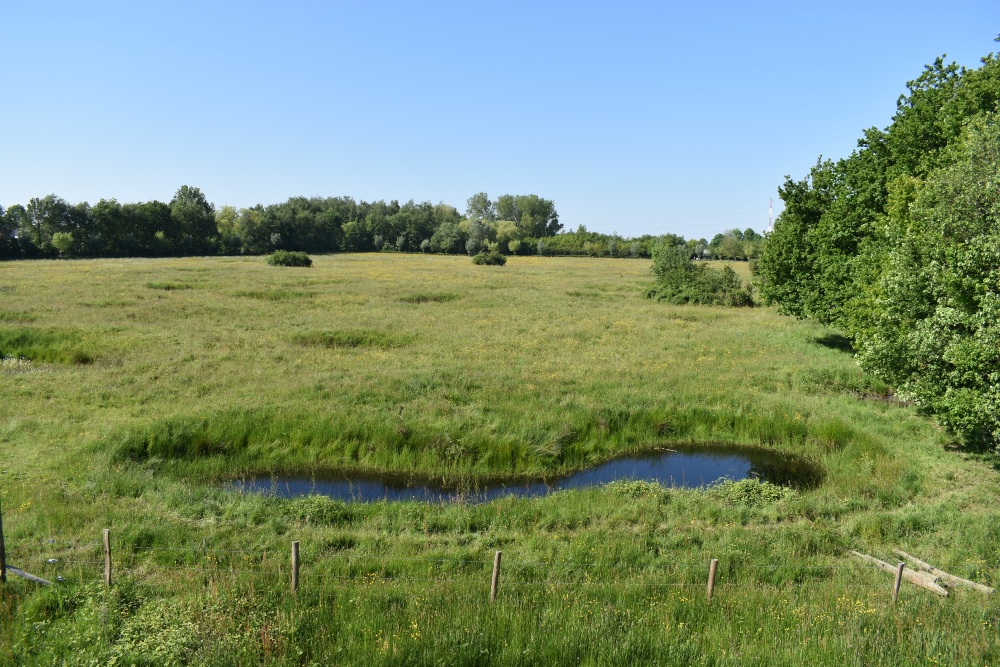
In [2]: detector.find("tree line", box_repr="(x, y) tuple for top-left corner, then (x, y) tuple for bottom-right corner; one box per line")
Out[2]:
(0, 189), (759, 262)
(756, 41), (1000, 449)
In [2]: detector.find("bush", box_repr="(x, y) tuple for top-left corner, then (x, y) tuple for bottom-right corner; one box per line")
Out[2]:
(712, 478), (794, 507)
(288, 495), (352, 526)
(605, 480), (669, 503)
(472, 250), (507, 266)
(646, 246), (752, 307)
(266, 250), (312, 267)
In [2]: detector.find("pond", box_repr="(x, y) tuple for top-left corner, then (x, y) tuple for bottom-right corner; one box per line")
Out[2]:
(229, 444), (821, 503)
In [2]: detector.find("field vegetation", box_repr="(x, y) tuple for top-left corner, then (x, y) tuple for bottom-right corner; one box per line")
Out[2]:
(1, 254), (999, 665)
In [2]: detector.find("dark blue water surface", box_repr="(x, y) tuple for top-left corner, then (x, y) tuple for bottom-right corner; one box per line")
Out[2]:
(230, 445), (820, 504)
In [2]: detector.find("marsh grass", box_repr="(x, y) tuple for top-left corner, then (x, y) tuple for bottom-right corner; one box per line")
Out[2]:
(1, 253), (998, 664)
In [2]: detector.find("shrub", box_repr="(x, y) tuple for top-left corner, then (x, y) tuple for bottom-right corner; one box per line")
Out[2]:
(472, 250), (507, 266)
(605, 480), (669, 503)
(712, 478), (794, 507)
(646, 246), (753, 307)
(288, 495), (352, 526)
(267, 250), (312, 267)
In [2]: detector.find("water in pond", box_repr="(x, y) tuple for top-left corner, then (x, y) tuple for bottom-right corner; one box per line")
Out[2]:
(230, 445), (821, 503)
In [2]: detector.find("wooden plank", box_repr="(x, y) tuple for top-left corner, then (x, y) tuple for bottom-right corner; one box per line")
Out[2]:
(893, 548), (995, 594)
(291, 541), (300, 594)
(849, 550), (948, 597)
(5, 566), (52, 586)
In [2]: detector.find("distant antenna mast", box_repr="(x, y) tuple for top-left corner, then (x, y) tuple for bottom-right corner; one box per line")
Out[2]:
(767, 198), (773, 232)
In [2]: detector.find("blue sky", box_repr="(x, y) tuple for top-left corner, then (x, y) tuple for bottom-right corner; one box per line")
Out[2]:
(2, 1), (998, 240)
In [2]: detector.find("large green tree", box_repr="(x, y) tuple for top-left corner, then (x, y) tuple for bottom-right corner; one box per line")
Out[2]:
(170, 185), (216, 254)
(757, 44), (1000, 448)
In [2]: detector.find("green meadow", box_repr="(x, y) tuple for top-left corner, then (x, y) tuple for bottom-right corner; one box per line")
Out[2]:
(1, 254), (999, 665)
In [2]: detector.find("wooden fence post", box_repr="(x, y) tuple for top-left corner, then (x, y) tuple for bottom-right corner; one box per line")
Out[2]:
(490, 551), (502, 603)
(0, 499), (7, 584)
(103, 529), (112, 587)
(893, 561), (904, 603)
(706, 558), (718, 603)
(291, 541), (300, 594)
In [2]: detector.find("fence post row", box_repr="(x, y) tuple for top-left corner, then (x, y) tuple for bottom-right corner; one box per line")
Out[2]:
(490, 551), (502, 603)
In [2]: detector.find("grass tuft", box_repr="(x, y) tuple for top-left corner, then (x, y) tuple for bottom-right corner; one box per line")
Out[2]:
(399, 292), (460, 304)
(0, 328), (94, 364)
(0, 310), (36, 323)
(233, 289), (314, 301)
(292, 329), (409, 349)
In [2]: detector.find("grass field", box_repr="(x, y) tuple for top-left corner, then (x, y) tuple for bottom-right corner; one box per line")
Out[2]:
(1, 253), (999, 665)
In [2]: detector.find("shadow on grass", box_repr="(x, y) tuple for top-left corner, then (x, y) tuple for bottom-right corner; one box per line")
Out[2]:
(814, 333), (855, 354)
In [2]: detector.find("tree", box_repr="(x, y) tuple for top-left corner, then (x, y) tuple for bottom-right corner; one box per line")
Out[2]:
(854, 116), (1000, 447)
(506, 194), (560, 236)
(466, 192), (495, 222)
(170, 185), (216, 254)
(466, 218), (487, 255)
(51, 232), (74, 258)
(24, 194), (71, 255)
(495, 194), (518, 223)
(758, 44), (1000, 447)
(430, 219), (464, 253)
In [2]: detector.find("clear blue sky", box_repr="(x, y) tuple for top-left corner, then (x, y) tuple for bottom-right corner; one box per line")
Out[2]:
(2, 1), (998, 240)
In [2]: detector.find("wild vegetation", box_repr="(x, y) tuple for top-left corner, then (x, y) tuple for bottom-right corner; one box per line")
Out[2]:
(757, 42), (1000, 450)
(1, 254), (999, 665)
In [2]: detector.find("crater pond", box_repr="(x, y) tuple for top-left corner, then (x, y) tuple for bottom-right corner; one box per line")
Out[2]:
(230, 444), (821, 503)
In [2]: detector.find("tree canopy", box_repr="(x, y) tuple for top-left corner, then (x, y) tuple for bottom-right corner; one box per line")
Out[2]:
(756, 42), (1000, 448)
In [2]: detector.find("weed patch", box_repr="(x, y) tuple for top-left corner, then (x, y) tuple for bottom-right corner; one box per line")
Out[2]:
(145, 282), (193, 291)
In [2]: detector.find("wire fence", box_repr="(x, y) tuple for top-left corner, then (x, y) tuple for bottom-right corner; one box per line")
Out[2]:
(5, 530), (992, 603)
